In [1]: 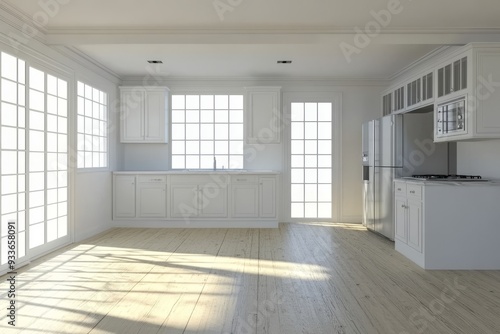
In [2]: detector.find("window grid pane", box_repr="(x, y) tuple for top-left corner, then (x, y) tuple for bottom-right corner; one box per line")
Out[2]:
(290, 102), (332, 219)
(171, 94), (244, 170)
(1, 52), (29, 265)
(77, 82), (108, 169)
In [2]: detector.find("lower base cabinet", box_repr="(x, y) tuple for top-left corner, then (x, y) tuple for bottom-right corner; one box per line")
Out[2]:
(137, 176), (167, 218)
(231, 176), (277, 219)
(113, 175), (136, 218)
(231, 176), (259, 218)
(170, 176), (228, 219)
(259, 177), (276, 218)
(114, 172), (279, 226)
(394, 179), (500, 269)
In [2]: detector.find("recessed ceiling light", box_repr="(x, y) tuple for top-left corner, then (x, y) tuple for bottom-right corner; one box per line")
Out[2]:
(277, 60), (292, 64)
(147, 60), (163, 64)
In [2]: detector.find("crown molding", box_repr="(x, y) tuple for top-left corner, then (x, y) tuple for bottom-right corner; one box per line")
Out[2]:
(0, 1), (47, 43)
(388, 46), (458, 81)
(45, 26), (500, 35)
(120, 75), (388, 87)
(54, 46), (122, 83)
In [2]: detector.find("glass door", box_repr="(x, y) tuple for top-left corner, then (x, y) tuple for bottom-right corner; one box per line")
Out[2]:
(289, 102), (333, 219)
(0, 52), (70, 274)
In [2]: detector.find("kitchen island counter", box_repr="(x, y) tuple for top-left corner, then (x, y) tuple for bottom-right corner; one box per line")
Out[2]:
(394, 179), (500, 269)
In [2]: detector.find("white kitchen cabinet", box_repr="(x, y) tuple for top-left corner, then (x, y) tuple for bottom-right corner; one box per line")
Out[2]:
(113, 175), (136, 218)
(407, 199), (422, 252)
(394, 182), (422, 253)
(170, 175), (228, 219)
(231, 176), (259, 218)
(199, 185), (228, 218)
(113, 172), (279, 228)
(259, 177), (276, 218)
(170, 184), (199, 218)
(394, 196), (407, 242)
(436, 55), (467, 99)
(395, 179), (500, 269)
(382, 92), (392, 116)
(434, 44), (500, 141)
(137, 176), (167, 218)
(245, 87), (281, 144)
(120, 86), (169, 143)
(392, 85), (406, 114)
(406, 71), (434, 111)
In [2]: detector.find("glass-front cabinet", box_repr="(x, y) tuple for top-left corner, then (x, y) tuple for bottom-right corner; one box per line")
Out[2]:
(437, 56), (467, 99)
(406, 71), (433, 111)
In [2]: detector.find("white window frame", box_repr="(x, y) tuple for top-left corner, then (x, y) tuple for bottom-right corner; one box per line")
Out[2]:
(76, 81), (109, 171)
(283, 91), (342, 223)
(170, 91), (245, 170)
(0, 51), (73, 274)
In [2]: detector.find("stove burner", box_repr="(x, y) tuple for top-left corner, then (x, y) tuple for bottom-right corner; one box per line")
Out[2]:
(411, 174), (483, 180)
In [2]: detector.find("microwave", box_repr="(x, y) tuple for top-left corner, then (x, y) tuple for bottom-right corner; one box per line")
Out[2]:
(436, 97), (466, 137)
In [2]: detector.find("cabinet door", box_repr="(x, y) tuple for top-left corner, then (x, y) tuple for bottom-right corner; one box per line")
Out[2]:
(199, 185), (228, 218)
(114, 176), (136, 218)
(407, 199), (423, 252)
(393, 86), (405, 112)
(421, 72), (433, 102)
(246, 87), (281, 143)
(138, 183), (166, 218)
(437, 56), (467, 99)
(259, 177), (276, 218)
(121, 90), (144, 142)
(232, 184), (259, 218)
(170, 184), (199, 219)
(394, 197), (407, 243)
(145, 90), (166, 142)
(382, 93), (392, 116)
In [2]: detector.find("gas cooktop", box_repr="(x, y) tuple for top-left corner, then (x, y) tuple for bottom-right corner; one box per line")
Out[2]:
(405, 174), (488, 181)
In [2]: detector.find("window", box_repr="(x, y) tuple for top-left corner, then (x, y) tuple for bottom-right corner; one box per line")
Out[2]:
(1, 52), (27, 264)
(290, 102), (332, 219)
(77, 82), (108, 169)
(1, 52), (70, 270)
(171, 94), (244, 169)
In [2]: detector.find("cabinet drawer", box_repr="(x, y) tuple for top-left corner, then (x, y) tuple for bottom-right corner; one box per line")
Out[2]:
(138, 175), (166, 183)
(407, 184), (422, 199)
(395, 182), (407, 196)
(232, 175), (258, 184)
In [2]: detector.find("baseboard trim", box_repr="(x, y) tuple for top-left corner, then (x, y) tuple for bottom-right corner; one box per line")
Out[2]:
(112, 220), (279, 228)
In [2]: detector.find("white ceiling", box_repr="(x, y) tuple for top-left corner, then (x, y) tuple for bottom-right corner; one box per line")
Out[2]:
(4, 0), (500, 79)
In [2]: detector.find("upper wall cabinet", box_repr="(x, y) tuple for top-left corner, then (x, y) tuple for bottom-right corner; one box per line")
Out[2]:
(245, 87), (281, 144)
(392, 85), (406, 114)
(434, 45), (500, 142)
(120, 86), (169, 143)
(382, 92), (392, 116)
(406, 71), (434, 111)
(436, 55), (467, 100)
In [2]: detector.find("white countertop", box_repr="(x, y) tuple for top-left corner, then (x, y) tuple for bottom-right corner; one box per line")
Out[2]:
(113, 170), (280, 175)
(395, 178), (500, 186)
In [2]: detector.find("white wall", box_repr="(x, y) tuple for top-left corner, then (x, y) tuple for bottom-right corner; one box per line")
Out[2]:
(119, 78), (383, 223)
(457, 140), (500, 180)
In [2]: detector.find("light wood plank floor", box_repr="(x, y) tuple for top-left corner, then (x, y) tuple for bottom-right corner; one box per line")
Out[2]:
(1, 223), (499, 334)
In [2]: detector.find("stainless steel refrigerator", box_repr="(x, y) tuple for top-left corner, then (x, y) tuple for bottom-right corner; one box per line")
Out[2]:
(362, 113), (451, 240)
